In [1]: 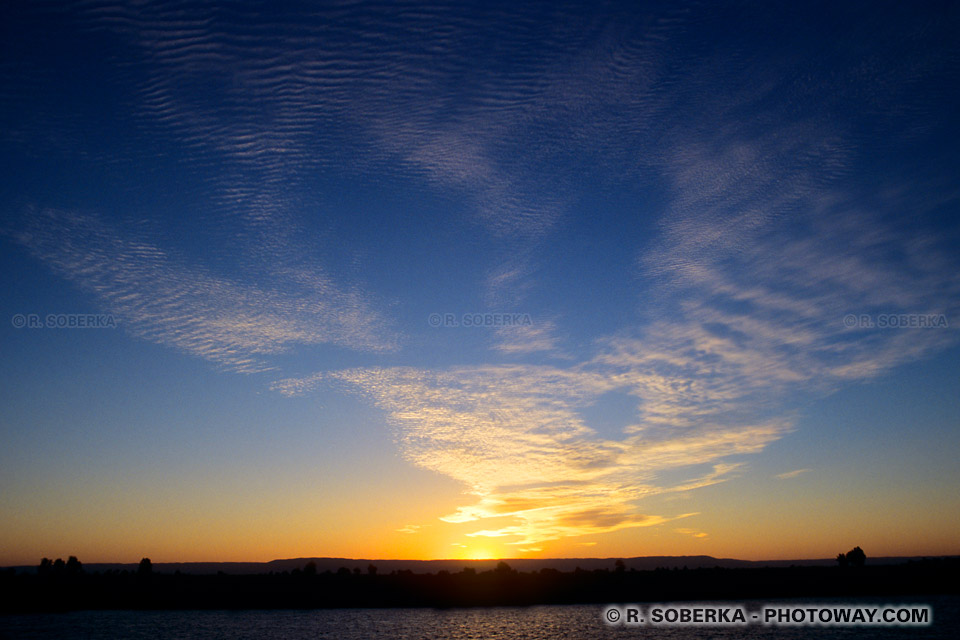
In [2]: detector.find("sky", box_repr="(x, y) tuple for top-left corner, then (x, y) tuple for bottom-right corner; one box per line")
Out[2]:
(1, 1), (959, 566)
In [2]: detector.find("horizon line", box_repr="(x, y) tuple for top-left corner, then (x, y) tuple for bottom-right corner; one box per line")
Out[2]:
(7, 552), (958, 569)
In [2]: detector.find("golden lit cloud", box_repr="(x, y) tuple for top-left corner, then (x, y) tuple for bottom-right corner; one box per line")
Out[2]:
(278, 359), (790, 547)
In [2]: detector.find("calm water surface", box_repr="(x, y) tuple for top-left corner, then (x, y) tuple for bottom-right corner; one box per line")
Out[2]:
(2, 596), (955, 639)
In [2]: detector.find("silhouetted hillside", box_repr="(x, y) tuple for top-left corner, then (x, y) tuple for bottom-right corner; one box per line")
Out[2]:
(2, 557), (956, 612)
(6, 554), (933, 576)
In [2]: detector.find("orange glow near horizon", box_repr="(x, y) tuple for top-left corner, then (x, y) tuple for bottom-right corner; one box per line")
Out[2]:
(2, 455), (958, 567)
(4, 521), (960, 567)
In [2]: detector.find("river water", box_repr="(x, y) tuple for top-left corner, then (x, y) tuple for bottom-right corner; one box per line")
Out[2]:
(2, 595), (955, 639)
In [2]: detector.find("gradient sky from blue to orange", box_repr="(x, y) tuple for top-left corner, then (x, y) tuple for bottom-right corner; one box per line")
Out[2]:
(1, 1), (959, 566)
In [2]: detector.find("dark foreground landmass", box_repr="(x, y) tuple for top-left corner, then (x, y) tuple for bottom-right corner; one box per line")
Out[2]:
(1, 558), (957, 612)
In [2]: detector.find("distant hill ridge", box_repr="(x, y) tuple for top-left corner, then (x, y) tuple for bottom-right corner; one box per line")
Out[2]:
(7, 555), (941, 575)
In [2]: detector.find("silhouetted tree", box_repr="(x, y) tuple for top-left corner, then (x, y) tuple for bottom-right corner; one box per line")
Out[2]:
(495, 561), (513, 574)
(615, 559), (626, 573)
(53, 558), (65, 574)
(367, 564), (378, 576)
(38, 558), (53, 576)
(138, 558), (153, 575)
(836, 553), (848, 567)
(303, 561), (317, 576)
(66, 556), (82, 575)
(847, 546), (866, 567)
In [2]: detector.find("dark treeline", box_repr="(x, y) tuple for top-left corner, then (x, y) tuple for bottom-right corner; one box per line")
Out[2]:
(2, 557), (957, 612)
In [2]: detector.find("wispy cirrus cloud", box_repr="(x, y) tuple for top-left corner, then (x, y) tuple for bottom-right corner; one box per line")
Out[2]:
(28, 0), (598, 244)
(15, 209), (397, 372)
(493, 320), (566, 356)
(642, 150), (960, 394)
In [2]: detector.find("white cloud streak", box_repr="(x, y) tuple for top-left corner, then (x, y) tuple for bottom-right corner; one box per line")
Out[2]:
(16, 209), (397, 372)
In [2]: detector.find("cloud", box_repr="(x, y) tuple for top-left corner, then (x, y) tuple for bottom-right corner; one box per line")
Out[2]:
(396, 524), (422, 534)
(278, 363), (787, 545)
(15, 209), (397, 372)
(641, 149), (960, 395)
(627, 24), (960, 398)
(675, 528), (708, 539)
(31, 0), (593, 245)
(776, 469), (813, 480)
(494, 320), (566, 356)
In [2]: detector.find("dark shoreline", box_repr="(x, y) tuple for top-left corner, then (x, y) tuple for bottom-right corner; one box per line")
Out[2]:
(2, 558), (957, 612)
